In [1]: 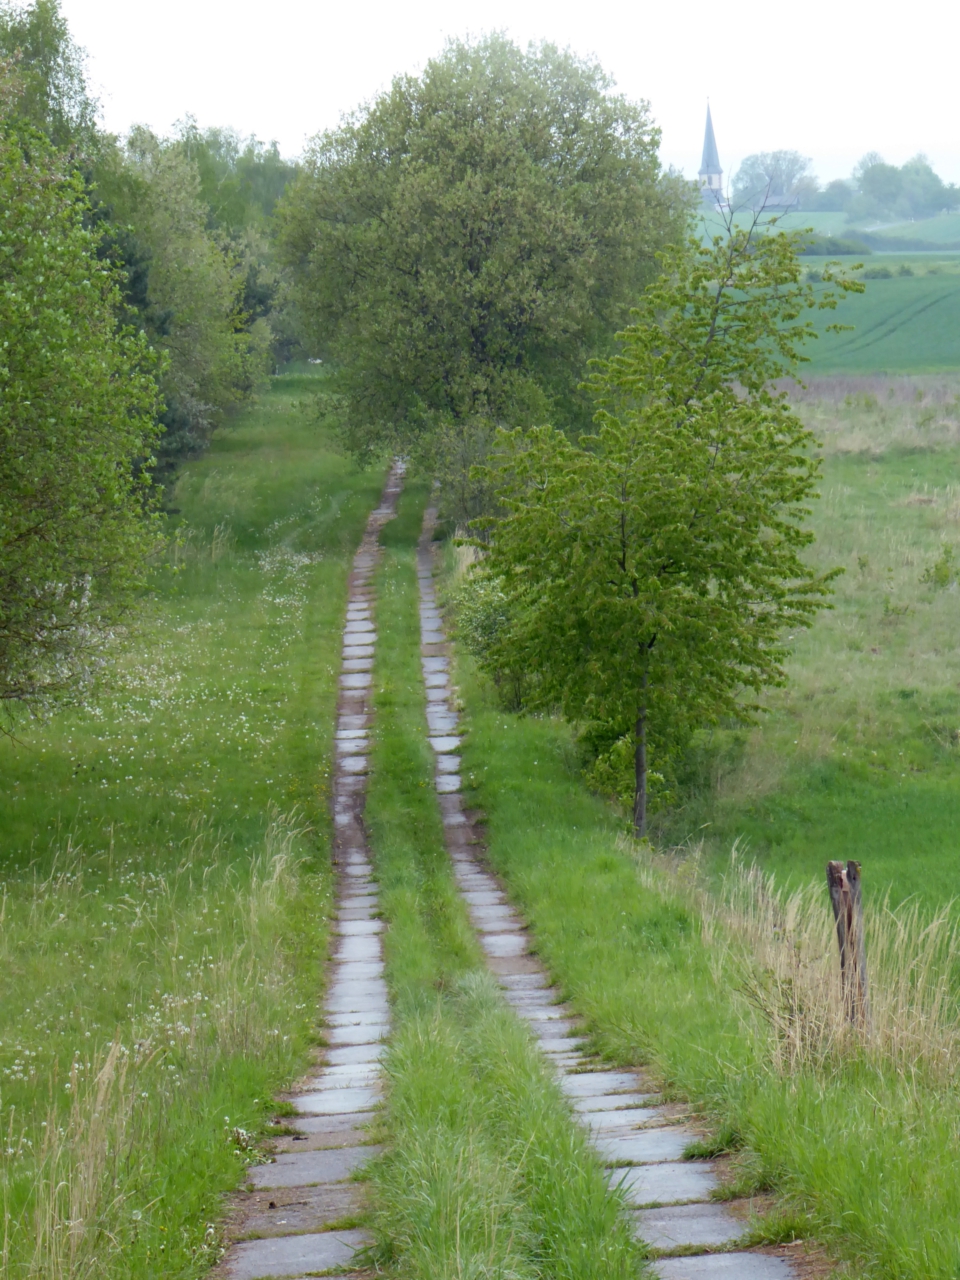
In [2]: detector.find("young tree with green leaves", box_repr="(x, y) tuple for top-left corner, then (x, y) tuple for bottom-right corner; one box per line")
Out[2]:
(0, 96), (163, 717)
(476, 222), (859, 835)
(277, 34), (687, 490)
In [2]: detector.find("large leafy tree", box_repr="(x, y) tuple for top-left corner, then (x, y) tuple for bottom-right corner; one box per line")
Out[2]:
(0, 0), (97, 151)
(476, 222), (858, 835)
(732, 150), (812, 208)
(0, 97), (163, 716)
(277, 35), (686, 475)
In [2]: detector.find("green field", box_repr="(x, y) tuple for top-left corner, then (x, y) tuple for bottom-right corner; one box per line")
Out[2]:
(870, 212), (960, 244)
(663, 388), (960, 907)
(805, 269), (960, 373)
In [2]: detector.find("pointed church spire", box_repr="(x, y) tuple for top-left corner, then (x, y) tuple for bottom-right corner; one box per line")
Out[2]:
(700, 105), (721, 176)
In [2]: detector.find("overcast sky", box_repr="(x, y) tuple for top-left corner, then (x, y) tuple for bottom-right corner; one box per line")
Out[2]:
(59, 0), (959, 187)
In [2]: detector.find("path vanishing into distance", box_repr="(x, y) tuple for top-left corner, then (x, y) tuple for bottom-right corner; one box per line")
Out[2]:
(216, 471), (799, 1280)
(218, 463), (405, 1280)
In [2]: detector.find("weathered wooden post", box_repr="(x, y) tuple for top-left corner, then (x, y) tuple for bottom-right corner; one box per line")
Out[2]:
(826, 860), (870, 1030)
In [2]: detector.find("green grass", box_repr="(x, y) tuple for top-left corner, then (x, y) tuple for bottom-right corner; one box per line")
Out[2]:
(871, 213), (960, 244)
(662, 394), (960, 906)
(805, 271), (960, 372)
(447, 624), (960, 1278)
(363, 482), (646, 1279)
(0, 373), (384, 1277)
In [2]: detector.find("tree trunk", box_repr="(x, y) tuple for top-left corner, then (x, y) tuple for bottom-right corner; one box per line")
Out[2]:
(633, 670), (648, 839)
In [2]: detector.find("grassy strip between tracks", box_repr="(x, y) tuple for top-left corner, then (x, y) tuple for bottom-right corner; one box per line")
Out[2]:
(0, 374), (381, 1278)
(442, 545), (960, 1279)
(363, 480), (646, 1280)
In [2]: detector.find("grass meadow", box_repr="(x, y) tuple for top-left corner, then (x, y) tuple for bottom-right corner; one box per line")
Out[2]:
(668, 379), (960, 906)
(804, 266), (960, 373)
(0, 373), (383, 1277)
(447, 594), (960, 1278)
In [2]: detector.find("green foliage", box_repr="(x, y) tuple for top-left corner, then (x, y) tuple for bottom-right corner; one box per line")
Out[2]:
(731, 150), (812, 207)
(478, 223), (853, 832)
(849, 151), (959, 223)
(175, 118), (297, 234)
(105, 127), (273, 472)
(277, 34), (687, 480)
(798, 233), (869, 255)
(0, 108), (163, 714)
(0, 0), (97, 151)
(921, 544), (957, 589)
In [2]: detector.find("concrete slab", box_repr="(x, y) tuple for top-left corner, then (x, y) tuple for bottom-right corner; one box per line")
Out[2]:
(482, 934), (528, 958)
(324, 995), (389, 1016)
(652, 1257), (796, 1280)
(342, 658), (373, 672)
(324, 1023), (390, 1044)
(329, 961), (384, 981)
(248, 1145), (381, 1189)
(436, 754), (460, 774)
(473, 905), (518, 924)
(429, 735), (461, 752)
(335, 936), (382, 961)
(294, 1086), (380, 1114)
(436, 774), (462, 793)
(507, 1003), (568, 1020)
(500, 973), (550, 990)
(634, 1202), (746, 1250)
(326, 1043), (387, 1067)
(539, 1037), (588, 1055)
(593, 1128), (693, 1164)
(319, 1064), (381, 1086)
(225, 1228), (371, 1279)
(285, 1112), (372, 1140)
(560, 1071), (639, 1096)
(573, 1092), (657, 1113)
(340, 672), (373, 688)
(427, 712), (459, 732)
(462, 890), (505, 906)
(339, 755), (369, 774)
(612, 1162), (718, 1206)
(582, 1107), (663, 1132)
(338, 919), (384, 936)
(325, 1009), (390, 1028)
(338, 714), (369, 730)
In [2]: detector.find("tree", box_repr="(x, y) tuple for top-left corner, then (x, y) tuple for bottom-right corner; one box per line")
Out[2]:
(277, 34), (687, 480)
(98, 127), (272, 471)
(474, 220), (857, 835)
(849, 152), (959, 222)
(0, 0), (97, 151)
(732, 150), (812, 207)
(0, 100), (163, 717)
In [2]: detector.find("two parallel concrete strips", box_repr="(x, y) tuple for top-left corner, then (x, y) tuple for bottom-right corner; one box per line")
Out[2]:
(415, 504), (798, 1280)
(220, 463), (406, 1280)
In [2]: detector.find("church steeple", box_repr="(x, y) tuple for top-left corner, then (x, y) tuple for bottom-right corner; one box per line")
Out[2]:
(698, 104), (723, 199)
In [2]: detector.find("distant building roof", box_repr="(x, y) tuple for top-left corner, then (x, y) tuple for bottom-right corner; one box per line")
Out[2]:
(699, 105), (721, 177)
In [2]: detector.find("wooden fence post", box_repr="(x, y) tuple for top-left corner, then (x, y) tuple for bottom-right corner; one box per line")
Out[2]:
(826, 860), (870, 1031)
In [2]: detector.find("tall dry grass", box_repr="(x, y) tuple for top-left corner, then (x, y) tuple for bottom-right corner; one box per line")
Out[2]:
(634, 841), (960, 1083)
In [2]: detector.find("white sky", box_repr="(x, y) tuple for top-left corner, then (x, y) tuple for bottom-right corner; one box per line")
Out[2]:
(60, 0), (960, 187)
